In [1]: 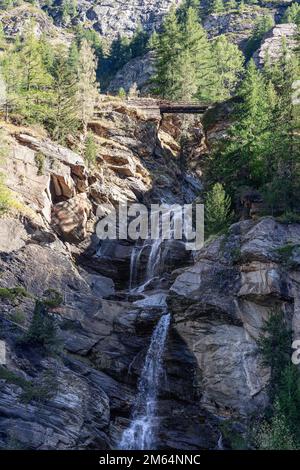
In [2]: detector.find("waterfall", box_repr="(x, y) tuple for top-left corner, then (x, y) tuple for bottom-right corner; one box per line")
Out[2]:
(129, 206), (183, 291)
(119, 313), (171, 450)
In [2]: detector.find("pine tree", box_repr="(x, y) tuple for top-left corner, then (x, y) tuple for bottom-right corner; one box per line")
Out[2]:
(227, 0), (237, 10)
(68, 40), (79, 74)
(245, 14), (275, 59)
(212, 0), (225, 14)
(181, 7), (217, 101)
(282, 2), (300, 26)
(212, 35), (244, 101)
(153, 7), (217, 101)
(130, 24), (148, 58)
(205, 183), (233, 236)
(84, 132), (97, 167)
(18, 28), (53, 122)
(76, 39), (99, 133)
(213, 60), (273, 196)
(49, 49), (78, 143)
(263, 47), (300, 214)
(152, 7), (182, 99)
(1, 46), (23, 118)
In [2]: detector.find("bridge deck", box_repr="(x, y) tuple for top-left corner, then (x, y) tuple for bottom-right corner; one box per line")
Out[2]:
(126, 99), (210, 115)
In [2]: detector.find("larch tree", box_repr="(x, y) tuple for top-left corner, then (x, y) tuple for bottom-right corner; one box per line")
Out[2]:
(18, 29), (52, 122)
(181, 7), (217, 102)
(152, 7), (182, 99)
(50, 49), (79, 143)
(76, 39), (99, 134)
(212, 35), (244, 101)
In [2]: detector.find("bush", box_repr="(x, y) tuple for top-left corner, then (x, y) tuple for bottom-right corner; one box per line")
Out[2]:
(23, 300), (58, 350)
(34, 151), (45, 176)
(118, 87), (127, 99)
(0, 286), (29, 302)
(42, 289), (63, 308)
(0, 173), (12, 214)
(0, 366), (57, 404)
(84, 132), (97, 167)
(254, 400), (297, 450)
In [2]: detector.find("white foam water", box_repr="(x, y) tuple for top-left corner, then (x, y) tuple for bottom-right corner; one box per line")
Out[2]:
(119, 313), (171, 450)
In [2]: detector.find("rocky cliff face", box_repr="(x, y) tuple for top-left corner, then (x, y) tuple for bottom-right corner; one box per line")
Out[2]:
(42, 0), (182, 39)
(0, 96), (299, 449)
(0, 4), (73, 45)
(253, 22), (298, 67)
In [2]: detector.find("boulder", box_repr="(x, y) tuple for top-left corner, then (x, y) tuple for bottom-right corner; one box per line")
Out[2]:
(51, 193), (92, 243)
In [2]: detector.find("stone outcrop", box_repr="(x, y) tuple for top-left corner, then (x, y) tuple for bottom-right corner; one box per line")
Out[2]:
(168, 218), (300, 420)
(0, 4), (73, 45)
(108, 52), (156, 94)
(43, 0), (182, 39)
(253, 23), (298, 68)
(203, 7), (277, 50)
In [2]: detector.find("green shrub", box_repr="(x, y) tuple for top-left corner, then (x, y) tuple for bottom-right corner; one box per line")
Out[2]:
(0, 174), (12, 215)
(275, 244), (300, 269)
(0, 286), (29, 301)
(276, 211), (300, 225)
(42, 289), (63, 308)
(0, 366), (57, 404)
(84, 132), (97, 167)
(23, 300), (58, 350)
(9, 309), (26, 325)
(118, 87), (127, 99)
(34, 151), (46, 176)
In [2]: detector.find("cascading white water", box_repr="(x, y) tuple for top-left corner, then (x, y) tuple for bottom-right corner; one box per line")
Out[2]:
(119, 313), (171, 450)
(129, 206), (183, 292)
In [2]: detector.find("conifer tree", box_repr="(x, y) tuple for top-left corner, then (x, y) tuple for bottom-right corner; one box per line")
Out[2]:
(227, 0), (237, 10)
(205, 183), (233, 236)
(76, 39), (99, 133)
(182, 7), (217, 101)
(263, 47), (300, 213)
(212, 35), (244, 101)
(1, 47), (22, 118)
(213, 60), (272, 194)
(282, 2), (300, 26)
(212, 0), (225, 14)
(152, 7), (182, 99)
(49, 49), (78, 143)
(18, 29), (52, 122)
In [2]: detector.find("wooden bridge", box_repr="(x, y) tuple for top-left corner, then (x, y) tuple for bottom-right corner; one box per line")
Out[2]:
(125, 98), (211, 117)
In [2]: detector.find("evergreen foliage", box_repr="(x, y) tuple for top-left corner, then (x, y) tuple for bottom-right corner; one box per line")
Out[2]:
(255, 311), (300, 449)
(205, 183), (233, 236)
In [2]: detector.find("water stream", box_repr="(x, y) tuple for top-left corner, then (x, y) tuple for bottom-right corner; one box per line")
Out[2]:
(119, 313), (171, 450)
